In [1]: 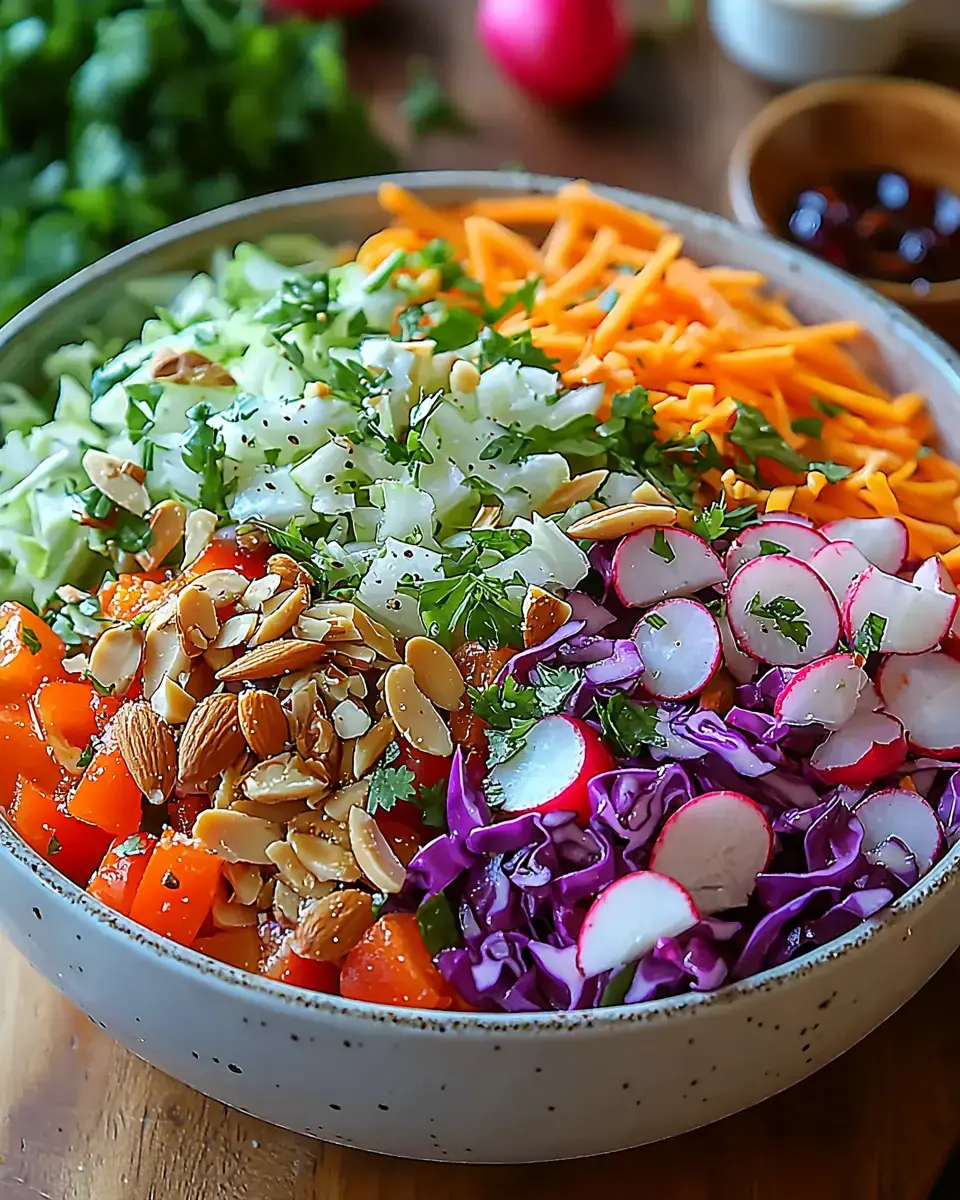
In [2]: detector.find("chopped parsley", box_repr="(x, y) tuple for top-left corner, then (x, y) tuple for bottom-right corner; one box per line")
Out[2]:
(366, 764), (417, 816)
(470, 669), (583, 772)
(532, 664), (581, 714)
(19, 627), (42, 656)
(812, 396), (845, 418)
(595, 693), (665, 758)
(47, 834), (62, 857)
(182, 402), (231, 517)
(254, 273), (329, 335)
(790, 416), (824, 439)
(77, 741), (95, 771)
(650, 528), (676, 563)
(124, 382), (163, 445)
(807, 460), (853, 483)
(747, 593), (811, 649)
(644, 612), (668, 630)
(692, 499), (758, 543)
(416, 780), (449, 830)
(854, 611), (887, 657)
(416, 892), (462, 956)
(477, 328), (558, 372)
(729, 401), (807, 479)
(758, 539), (788, 556)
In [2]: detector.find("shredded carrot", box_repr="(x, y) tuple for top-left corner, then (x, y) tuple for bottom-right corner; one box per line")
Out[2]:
(374, 182), (960, 565)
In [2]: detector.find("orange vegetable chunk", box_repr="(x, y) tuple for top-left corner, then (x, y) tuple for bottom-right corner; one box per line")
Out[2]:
(87, 832), (157, 917)
(195, 927), (261, 973)
(10, 776), (112, 887)
(0, 602), (66, 703)
(129, 828), (222, 946)
(339, 914), (459, 1010)
(0, 703), (62, 803)
(67, 725), (143, 837)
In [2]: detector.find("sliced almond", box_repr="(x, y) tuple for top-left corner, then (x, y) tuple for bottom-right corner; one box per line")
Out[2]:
(62, 652), (90, 677)
(212, 894), (258, 930)
(238, 689), (289, 759)
(243, 752), (328, 802)
(449, 358), (481, 394)
(539, 469), (609, 517)
(89, 625), (144, 697)
(249, 584), (309, 647)
(193, 808), (282, 864)
(331, 698), (372, 740)
(212, 612), (258, 649)
(291, 890), (374, 964)
(216, 639), (328, 682)
(274, 879), (304, 923)
(404, 636), (465, 711)
(240, 574), (283, 612)
(142, 623), (190, 700)
(182, 509), (218, 569)
(136, 500), (186, 571)
(178, 692), (245, 788)
(224, 861), (263, 906)
(82, 449), (150, 516)
(152, 348), (236, 388)
(215, 755), (251, 809)
(287, 810), (350, 846)
(203, 647), (235, 673)
(522, 586), (573, 648)
(192, 569), (250, 606)
(472, 503), (501, 530)
(566, 502), (677, 541)
(266, 840), (336, 901)
(630, 481), (672, 506)
(353, 716), (396, 780)
(348, 805), (407, 894)
(288, 831), (361, 884)
(332, 644), (376, 665)
(350, 607), (402, 663)
(324, 779), (370, 822)
(113, 702), (176, 804)
(297, 616), (333, 643)
(150, 676), (197, 725)
(176, 584), (220, 658)
(267, 553), (314, 591)
(297, 710), (338, 766)
(383, 663), (453, 757)
(230, 796), (309, 824)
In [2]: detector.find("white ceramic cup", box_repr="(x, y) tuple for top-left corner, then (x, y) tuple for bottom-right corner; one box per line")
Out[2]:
(709, 0), (915, 85)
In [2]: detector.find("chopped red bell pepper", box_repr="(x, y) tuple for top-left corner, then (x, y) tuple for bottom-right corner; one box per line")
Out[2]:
(128, 828), (222, 946)
(10, 776), (112, 887)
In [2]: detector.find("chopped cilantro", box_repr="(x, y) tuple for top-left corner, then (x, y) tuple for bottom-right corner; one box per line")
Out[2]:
(19, 627), (42, 656)
(416, 892), (463, 956)
(469, 676), (541, 728)
(533, 664), (581, 714)
(595, 693), (665, 758)
(47, 834), (62, 856)
(644, 612), (668, 630)
(253, 273), (329, 335)
(651, 528), (676, 563)
(747, 593), (811, 649)
(692, 499), (758, 543)
(124, 382), (163, 445)
(77, 741), (94, 771)
(484, 276), (540, 323)
(477, 327), (558, 372)
(416, 780), (449, 830)
(182, 402), (231, 517)
(807, 461), (853, 483)
(366, 765), (417, 816)
(729, 401), (807, 479)
(758, 539), (788, 556)
(854, 611), (887, 657)
(812, 396), (845, 418)
(791, 416), (824, 439)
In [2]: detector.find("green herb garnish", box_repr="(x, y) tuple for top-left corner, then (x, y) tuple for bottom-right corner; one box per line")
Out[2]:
(758, 540), (788, 556)
(747, 593), (811, 649)
(416, 892), (463, 956)
(730, 401), (807, 480)
(19, 627), (42, 656)
(651, 528), (676, 563)
(595, 693), (665, 758)
(366, 765), (417, 816)
(692, 499), (758, 543)
(853, 611), (887, 658)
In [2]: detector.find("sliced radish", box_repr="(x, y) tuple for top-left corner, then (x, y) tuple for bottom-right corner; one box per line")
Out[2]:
(912, 556), (960, 657)
(809, 539), (872, 604)
(633, 599), (721, 700)
(727, 555), (840, 667)
(810, 710), (907, 786)
(724, 520), (827, 576)
(853, 788), (943, 879)
(576, 871), (699, 977)
(773, 653), (867, 729)
(821, 516), (908, 574)
(856, 678), (882, 713)
(612, 528), (725, 609)
(649, 791), (773, 915)
(842, 566), (957, 655)
(717, 612), (757, 683)
(486, 714), (616, 820)
(758, 511), (814, 527)
(878, 651), (960, 758)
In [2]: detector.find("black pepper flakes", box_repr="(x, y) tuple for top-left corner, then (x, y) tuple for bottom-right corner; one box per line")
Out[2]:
(161, 870), (180, 890)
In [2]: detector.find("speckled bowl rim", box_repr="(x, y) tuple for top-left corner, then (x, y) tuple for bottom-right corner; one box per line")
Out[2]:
(3, 169), (960, 1033)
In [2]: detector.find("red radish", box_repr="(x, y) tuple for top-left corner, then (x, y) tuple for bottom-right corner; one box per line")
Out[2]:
(724, 520), (827, 576)
(758, 512), (814, 527)
(809, 539), (872, 604)
(856, 678), (882, 713)
(810, 711), (907, 786)
(633, 599), (721, 700)
(842, 566), (957, 655)
(774, 653), (867, 729)
(477, 0), (629, 106)
(649, 791), (773, 915)
(727, 555), (840, 666)
(486, 715), (616, 820)
(613, 527), (725, 610)
(717, 612), (758, 683)
(853, 789), (943, 878)
(877, 651), (960, 758)
(821, 516), (908, 574)
(576, 871), (699, 977)
(912, 556), (960, 656)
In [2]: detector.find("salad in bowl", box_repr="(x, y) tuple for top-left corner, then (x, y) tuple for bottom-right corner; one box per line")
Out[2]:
(3, 180), (960, 1016)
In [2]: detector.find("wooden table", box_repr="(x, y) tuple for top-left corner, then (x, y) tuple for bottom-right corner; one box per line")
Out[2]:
(5, 2), (960, 1196)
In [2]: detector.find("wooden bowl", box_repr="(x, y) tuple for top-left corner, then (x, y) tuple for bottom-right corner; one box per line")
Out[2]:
(728, 77), (960, 343)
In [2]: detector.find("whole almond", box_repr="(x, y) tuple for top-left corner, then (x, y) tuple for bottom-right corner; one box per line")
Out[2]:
(238, 689), (289, 759)
(216, 639), (329, 682)
(112, 702), (176, 805)
(178, 692), (246, 787)
(291, 889), (374, 963)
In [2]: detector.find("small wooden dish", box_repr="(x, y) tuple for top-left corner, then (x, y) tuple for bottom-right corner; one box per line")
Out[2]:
(728, 77), (960, 343)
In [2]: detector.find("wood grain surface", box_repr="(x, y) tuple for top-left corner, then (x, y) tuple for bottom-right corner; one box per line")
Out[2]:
(4, 2), (960, 1197)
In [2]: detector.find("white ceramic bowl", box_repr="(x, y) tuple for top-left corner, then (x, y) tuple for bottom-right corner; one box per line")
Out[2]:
(2, 173), (960, 1164)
